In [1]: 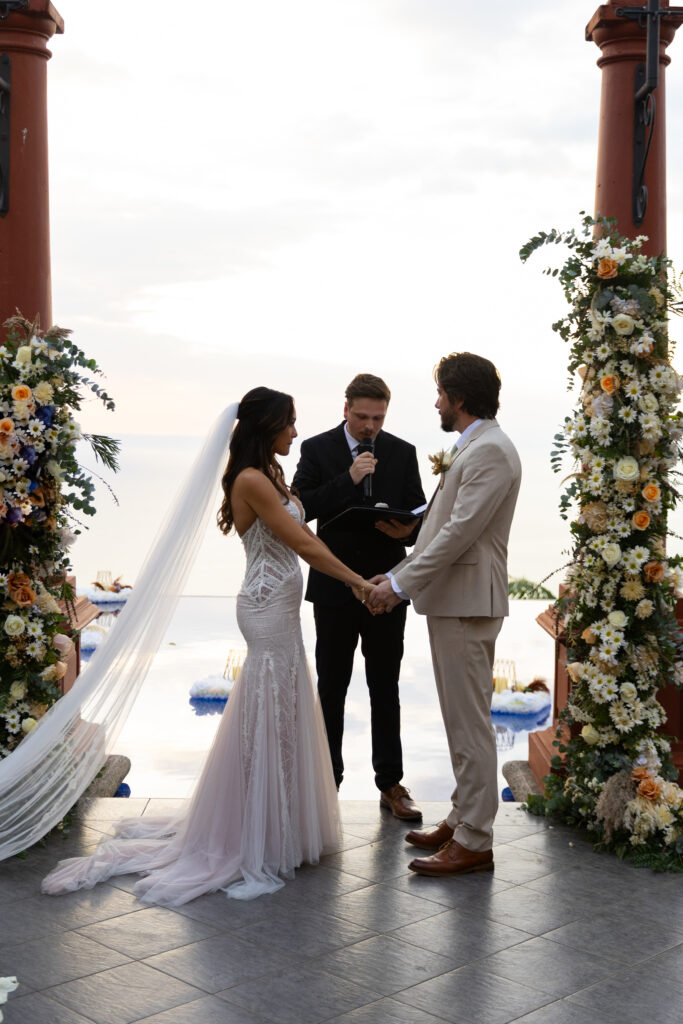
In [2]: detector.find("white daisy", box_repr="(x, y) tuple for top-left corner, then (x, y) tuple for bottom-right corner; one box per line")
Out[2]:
(3, 710), (21, 733)
(609, 701), (633, 731)
(602, 679), (619, 701)
(623, 379), (642, 400)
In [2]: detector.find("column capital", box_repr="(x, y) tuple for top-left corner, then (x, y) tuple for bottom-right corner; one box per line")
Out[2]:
(587, 3), (683, 68)
(0, 1), (63, 60)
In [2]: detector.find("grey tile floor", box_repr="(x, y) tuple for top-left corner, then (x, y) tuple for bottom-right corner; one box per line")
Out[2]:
(1, 798), (682, 1024)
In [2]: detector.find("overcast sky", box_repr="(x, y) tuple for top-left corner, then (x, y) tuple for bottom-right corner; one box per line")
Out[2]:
(41, 0), (683, 593)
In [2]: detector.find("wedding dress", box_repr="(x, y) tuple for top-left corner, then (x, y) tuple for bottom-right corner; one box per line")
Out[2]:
(41, 499), (340, 904)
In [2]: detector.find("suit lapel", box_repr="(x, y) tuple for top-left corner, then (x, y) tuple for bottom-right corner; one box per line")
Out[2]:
(422, 420), (498, 520)
(331, 422), (354, 468)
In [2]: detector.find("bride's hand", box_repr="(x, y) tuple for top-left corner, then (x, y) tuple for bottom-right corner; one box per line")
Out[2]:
(351, 580), (376, 608)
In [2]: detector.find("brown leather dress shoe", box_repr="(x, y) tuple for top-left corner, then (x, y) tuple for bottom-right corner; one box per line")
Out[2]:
(408, 839), (493, 876)
(379, 783), (422, 821)
(405, 820), (454, 850)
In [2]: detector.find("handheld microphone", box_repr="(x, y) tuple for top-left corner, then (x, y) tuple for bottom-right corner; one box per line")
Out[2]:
(356, 438), (375, 502)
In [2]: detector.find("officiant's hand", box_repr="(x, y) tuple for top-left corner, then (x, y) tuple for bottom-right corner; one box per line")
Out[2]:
(367, 579), (403, 613)
(349, 451), (377, 485)
(375, 518), (416, 539)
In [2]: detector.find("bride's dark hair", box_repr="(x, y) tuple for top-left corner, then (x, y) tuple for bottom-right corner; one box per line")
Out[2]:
(217, 387), (294, 535)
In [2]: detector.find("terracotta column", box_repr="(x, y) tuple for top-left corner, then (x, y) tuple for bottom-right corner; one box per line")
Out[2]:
(0, 1), (63, 328)
(530, 2), (683, 789)
(586, 1), (683, 255)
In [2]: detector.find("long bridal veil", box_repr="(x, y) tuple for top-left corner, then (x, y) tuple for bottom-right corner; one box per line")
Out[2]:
(0, 404), (238, 861)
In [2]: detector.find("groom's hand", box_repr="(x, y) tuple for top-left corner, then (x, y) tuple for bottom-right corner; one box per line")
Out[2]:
(368, 579), (402, 613)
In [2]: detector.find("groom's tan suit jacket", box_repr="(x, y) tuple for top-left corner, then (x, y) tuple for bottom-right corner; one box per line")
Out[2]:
(390, 417), (521, 850)
(391, 418), (521, 615)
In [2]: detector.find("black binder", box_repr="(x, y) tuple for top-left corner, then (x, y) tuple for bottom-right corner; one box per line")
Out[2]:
(320, 505), (422, 532)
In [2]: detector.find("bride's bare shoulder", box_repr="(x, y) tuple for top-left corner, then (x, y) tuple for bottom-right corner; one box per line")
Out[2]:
(232, 470), (285, 510)
(233, 468), (271, 491)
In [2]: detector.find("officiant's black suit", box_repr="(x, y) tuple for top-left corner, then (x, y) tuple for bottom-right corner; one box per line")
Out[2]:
(292, 423), (425, 791)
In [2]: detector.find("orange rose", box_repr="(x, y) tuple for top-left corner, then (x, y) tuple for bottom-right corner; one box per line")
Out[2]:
(0, 418), (14, 434)
(8, 572), (37, 607)
(642, 483), (660, 502)
(600, 375), (618, 394)
(643, 560), (665, 583)
(11, 384), (31, 401)
(638, 777), (662, 800)
(597, 257), (619, 279)
(28, 486), (45, 507)
(581, 627), (597, 644)
(632, 511), (650, 530)
(8, 571), (32, 592)
(631, 765), (651, 782)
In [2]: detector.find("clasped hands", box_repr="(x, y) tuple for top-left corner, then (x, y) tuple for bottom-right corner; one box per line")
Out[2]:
(351, 574), (402, 615)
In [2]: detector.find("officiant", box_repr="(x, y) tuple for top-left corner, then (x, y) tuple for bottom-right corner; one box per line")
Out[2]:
(292, 373), (425, 818)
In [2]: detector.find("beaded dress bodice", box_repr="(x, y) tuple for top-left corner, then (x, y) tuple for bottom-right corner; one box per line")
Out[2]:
(240, 499), (302, 604)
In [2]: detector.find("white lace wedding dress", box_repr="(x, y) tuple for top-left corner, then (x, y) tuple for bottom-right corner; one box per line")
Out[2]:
(42, 500), (340, 904)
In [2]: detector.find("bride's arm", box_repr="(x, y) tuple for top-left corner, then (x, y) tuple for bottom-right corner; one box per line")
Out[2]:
(234, 470), (373, 597)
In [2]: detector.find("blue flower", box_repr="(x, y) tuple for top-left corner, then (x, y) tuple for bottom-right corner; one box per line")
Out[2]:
(20, 445), (36, 466)
(35, 405), (55, 427)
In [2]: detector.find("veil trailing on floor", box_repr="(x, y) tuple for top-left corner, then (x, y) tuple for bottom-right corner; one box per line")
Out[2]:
(0, 403), (239, 861)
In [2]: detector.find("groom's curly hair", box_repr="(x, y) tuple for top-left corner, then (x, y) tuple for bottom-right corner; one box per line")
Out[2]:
(435, 352), (500, 420)
(217, 387), (294, 534)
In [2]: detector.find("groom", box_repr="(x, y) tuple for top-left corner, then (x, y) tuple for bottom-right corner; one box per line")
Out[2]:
(368, 352), (521, 875)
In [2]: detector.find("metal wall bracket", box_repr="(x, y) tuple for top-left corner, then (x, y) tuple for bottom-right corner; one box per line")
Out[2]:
(617, 1), (683, 225)
(0, 53), (9, 218)
(632, 62), (655, 225)
(0, 2), (29, 20)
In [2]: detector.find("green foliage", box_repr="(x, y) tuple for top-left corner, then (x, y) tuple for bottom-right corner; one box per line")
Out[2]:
(508, 577), (555, 600)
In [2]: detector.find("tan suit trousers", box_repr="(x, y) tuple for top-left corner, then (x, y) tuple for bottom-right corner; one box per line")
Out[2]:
(427, 614), (502, 851)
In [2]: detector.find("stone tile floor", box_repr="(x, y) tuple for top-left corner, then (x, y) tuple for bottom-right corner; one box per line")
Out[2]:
(1, 799), (682, 1024)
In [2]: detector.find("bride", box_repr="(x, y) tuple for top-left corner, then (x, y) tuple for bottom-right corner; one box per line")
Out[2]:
(42, 387), (376, 904)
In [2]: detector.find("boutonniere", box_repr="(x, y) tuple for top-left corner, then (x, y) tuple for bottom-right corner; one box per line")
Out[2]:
(428, 449), (454, 489)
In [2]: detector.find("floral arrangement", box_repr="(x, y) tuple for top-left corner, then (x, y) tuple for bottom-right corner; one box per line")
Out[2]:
(520, 214), (683, 870)
(0, 314), (119, 759)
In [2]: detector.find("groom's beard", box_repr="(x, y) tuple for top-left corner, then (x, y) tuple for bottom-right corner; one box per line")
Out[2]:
(439, 412), (457, 433)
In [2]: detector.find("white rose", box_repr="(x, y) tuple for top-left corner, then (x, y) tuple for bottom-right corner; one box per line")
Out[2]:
(46, 459), (63, 480)
(9, 682), (25, 701)
(638, 393), (659, 413)
(608, 610), (627, 628)
(20, 717), (37, 734)
(581, 724), (600, 745)
(4, 615), (25, 636)
(15, 345), (32, 364)
(614, 456), (639, 482)
(612, 313), (635, 336)
(620, 682), (637, 703)
(602, 543), (622, 567)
